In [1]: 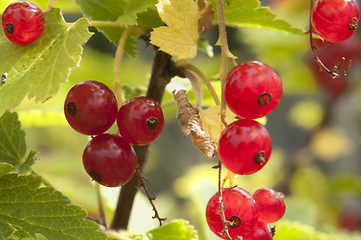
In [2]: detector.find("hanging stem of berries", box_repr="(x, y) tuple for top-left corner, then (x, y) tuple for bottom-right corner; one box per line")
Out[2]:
(135, 168), (166, 226)
(214, 1), (239, 238)
(112, 26), (149, 107)
(215, 161), (233, 240)
(216, 0), (236, 127)
(43, 0), (56, 13)
(308, 0), (350, 78)
(113, 28), (131, 106)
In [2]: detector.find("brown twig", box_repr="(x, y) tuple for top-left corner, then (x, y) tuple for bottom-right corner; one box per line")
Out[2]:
(135, 168), (166, 226)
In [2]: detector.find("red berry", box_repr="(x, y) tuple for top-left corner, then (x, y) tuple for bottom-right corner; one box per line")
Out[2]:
(224, 61), (282, 119)
(206, 187), (259, 239)
(253, 187), (286, 223)
(311, 0), (360, 43)
(82, 134), (137, 187)
(243, 221), (274, 240)
(1, 1), (45, 45)
(117, 96), (164, 145)
(218, 119), (272, 175)
(64, 80), (118, 135)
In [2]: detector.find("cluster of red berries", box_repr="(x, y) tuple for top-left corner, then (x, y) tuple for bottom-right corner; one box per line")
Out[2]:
(64, 80), (164, 187)
(206, 187), (286, 239)
(1, 1), (45, 45)
(206, 61), (284, 239)
(220, 61), (282, 176)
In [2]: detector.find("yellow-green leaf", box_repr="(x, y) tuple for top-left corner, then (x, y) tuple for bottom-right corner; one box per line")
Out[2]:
(150, 0), (200, 60)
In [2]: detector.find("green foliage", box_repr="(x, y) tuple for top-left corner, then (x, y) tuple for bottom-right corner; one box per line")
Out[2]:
(209, 0), (304, 34)
(74, 0), (160, 57)
(0, 112), (26, 165)
(0, 173), (107, 240)
(0, 8), (92, 116)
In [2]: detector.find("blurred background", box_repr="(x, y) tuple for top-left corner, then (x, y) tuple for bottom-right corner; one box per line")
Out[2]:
(3, 0), (361, 239)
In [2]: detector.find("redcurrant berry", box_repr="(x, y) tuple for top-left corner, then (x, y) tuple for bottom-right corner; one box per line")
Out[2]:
(117, 96), (164, 145)
(82, 134), (137, 187)
(218, 119), (272, 175)
(243, 221), (273, 240)
(206, 187), (259, 239)
(64, 80), (118, 135)
(224, 61), (283, 119)
(1, 1), (45, 45)
(253, 187), (286, 223)
(311, 0), (360, 43)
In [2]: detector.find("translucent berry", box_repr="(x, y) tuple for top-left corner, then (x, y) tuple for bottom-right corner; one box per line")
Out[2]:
(218, 119), (272, 175)
(253, 187), (286, 223)
(82, 134), (137, 187)
(311, 0), (360, 43)
(64, 80), (118, 135)
(206, 187), (259, 239)
(2, 1), (45, 45)
(243, 221), (274, 240)
(117, 96), (164, 145)
(224, 61), (282, 119)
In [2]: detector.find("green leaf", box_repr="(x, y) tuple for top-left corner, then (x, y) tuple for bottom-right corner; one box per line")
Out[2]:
(0, 111), (37, 173)
(0, 112), (26, 165)
(74, 0), (157, 57)
(115, 0), (158, 26)
(17, 151), (38, 175)
(0, 162), (17, 178)
(146, 219), (198, 240)
(209, 0), (304, 34)
(0, 219), (15, 240)
(0, 174), (107, 240)
(0, 8), (92, 115)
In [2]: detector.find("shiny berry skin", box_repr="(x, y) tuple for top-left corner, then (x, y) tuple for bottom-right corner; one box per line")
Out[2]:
(2, 1), (45, 45)
(224, 61), (282, 119)
(117, 96), (164, 145)
(218, 119), (272, 175)
(206, 187), (259, 239)
(82, 134), (137, 187)
(311, 0), (360, 43)
(243, 222), (273, 240)
(253, 187), (286, 223)
(64, 80), (118, 135)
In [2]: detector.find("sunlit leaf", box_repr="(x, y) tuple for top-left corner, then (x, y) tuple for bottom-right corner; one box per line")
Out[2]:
(150, 0), (200, 60)
(0, 174), (107, 240)
(0, 9), (92, 115)
(209, 0), (304, 34)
